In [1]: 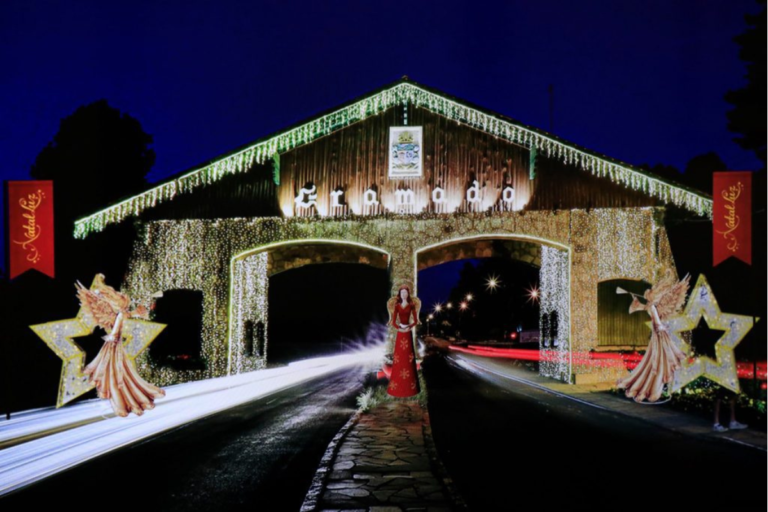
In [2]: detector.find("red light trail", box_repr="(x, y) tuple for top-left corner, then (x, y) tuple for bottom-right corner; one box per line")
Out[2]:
(448, 345), (767, 380)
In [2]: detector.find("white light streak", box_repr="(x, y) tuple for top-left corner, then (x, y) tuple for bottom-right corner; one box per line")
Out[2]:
(0, 347), (382, 496)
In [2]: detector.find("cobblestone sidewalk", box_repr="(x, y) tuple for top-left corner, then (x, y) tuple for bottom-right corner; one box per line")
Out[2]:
(302, 400), (457, 512)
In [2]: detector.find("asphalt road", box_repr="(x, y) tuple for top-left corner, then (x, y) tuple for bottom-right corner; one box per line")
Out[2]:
(1, 365), (369, 511)
(423, 355), (767, 511)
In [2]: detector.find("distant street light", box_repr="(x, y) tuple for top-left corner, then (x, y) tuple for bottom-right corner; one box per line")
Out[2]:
(526, 285), (540, 304)
(459, 301), (468, 311)
(446, 302), (453, 309)
(485, 275), (501, 292)
(434, 303), (443, 313)
(465, 293), (473, 302)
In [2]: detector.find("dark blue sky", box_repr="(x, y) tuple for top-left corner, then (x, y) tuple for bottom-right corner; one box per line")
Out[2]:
(0, 1), (763, 252)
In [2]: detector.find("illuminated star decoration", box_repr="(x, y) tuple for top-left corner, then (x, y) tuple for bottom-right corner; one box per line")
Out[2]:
(666, 274), (757, 394)
(30, 276), (166, 408)
(485, 274), (501, 292)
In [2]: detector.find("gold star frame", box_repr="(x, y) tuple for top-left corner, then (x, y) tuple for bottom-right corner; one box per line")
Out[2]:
(667, 274), (757, 394)
(30, 277), (166, 408)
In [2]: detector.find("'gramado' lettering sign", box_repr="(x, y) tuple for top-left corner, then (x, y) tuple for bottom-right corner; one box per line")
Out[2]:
(294, 183), (516, 214)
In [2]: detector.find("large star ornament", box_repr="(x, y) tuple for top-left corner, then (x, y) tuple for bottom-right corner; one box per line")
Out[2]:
(666, 274), (757, 394)
(30, 277), (165, 408)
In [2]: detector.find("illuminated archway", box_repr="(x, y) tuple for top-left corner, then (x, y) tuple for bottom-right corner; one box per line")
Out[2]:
(228, 239), (391, 374)
(414, 234), (572, 382)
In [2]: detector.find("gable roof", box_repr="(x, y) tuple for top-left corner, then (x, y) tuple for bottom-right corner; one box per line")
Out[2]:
(74, 77), (712, 238)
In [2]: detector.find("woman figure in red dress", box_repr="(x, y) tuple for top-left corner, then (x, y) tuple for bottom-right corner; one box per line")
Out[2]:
(387, 284), (421, 397)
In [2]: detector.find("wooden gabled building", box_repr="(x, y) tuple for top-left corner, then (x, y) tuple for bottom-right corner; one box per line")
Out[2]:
(75, 77), (712, 385)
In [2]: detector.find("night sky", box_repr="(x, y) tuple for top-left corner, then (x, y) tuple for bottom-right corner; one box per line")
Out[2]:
(0, 1), (763, 266)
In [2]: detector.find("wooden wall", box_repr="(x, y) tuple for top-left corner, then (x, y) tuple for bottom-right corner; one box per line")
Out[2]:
(140, 104), (662, 222)
(278, 105), (532, 215)
(597, 279), (652, 347)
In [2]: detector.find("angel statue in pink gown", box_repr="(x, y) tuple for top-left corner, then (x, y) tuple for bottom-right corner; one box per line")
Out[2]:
(616, 269), (690, 403)
(76, 274), (165, 417)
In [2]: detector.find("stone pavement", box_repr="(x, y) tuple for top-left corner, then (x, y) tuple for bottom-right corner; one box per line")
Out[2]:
(302, 400), (458, 512)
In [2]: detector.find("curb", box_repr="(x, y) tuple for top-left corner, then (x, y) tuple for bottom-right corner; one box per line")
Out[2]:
(300, 409), (362, 512)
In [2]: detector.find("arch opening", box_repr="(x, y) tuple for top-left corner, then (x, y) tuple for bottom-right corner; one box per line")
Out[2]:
(415, 235), (571, 382)
(228, 240), (391, 373)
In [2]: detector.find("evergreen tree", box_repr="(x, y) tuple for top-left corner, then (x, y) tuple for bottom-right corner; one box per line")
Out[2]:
(724, 0), (767, 167)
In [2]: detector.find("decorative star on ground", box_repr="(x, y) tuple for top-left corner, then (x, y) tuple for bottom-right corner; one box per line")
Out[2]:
(666, 274), (757, 394)
(29, 277), (166, 408)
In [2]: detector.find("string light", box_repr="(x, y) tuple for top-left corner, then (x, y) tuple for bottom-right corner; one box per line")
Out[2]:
(74, 83), (712, 239)
(29, 276), (167, 407)
(123, 208), (669, 385)
(668, 274), (757, 393)
(539, 246), (570, 381)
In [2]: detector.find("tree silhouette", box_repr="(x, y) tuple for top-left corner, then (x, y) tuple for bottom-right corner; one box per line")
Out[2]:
(724, 0), (766, 167)
(31, 99), (155, 223)
(29, 100), (155, 279)
(684, 152), (727, 195)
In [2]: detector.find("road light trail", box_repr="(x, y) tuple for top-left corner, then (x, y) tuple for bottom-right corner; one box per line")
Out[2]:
(0, 347), (383, 496)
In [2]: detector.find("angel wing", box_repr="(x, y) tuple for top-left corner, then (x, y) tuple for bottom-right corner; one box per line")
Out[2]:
(76, 281), (117, 332)
(412, 297), (422, 325)
(647, 268), (677, 303)
(655, 273), (690, 319)
(387, 297), (398, 328)
(91, 274), (131, 312)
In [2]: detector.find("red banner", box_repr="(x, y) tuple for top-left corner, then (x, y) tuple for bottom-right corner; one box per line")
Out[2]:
(7, 181), (55, 279)
(713, 171), (752, 266)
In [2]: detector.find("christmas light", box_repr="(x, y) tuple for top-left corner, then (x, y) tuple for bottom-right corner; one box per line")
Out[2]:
(29, 276), (166, 408)
(74, 83), (712, 239)
(539, 246), (571, 381)
(668, 275), (758, 393)
(122, 208), (669, 386)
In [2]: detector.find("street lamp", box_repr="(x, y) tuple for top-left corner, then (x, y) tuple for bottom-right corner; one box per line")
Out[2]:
(526, 286), (540, 304)
(485, 275), (501, 292)
(465, 293), (473, 302)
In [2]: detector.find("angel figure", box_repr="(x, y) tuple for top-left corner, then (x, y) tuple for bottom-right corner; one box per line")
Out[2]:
(386, 284), (421, 397)
(76, 274), (165, 417)
(616, 268), (690, 403)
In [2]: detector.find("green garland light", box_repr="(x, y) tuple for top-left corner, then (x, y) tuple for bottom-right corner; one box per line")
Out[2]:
(74, 84), (712, 239)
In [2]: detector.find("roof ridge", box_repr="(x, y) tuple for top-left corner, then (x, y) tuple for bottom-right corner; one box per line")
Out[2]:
(74, 80), (712, 238)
